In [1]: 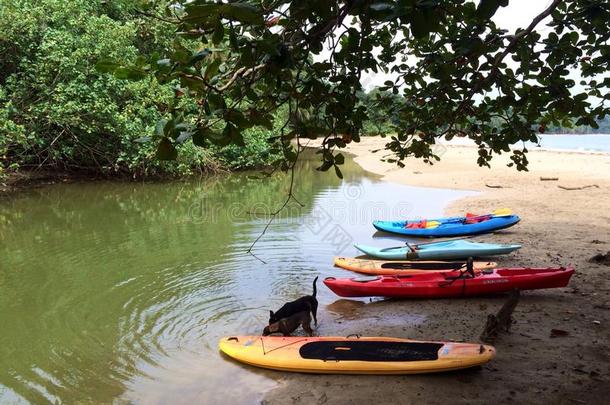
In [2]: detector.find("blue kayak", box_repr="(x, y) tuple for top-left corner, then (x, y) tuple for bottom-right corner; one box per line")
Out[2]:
(373, 214), (520, 237)
(354, 239), (522, 260)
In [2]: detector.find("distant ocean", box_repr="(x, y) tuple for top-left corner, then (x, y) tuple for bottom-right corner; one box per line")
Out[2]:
(526, 134), (610, 153)
(444, 134), (610, 153)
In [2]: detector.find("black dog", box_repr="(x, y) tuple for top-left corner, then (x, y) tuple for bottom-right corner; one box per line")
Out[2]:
(269, 276), (318, 326)
(262, 311), (313, 336)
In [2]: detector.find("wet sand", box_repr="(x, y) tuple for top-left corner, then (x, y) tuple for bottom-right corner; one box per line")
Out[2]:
(263, 137), (610, 404)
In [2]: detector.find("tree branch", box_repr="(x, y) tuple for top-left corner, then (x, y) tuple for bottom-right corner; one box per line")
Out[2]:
(218, 63), (267, 92)
(493, 0), (562, 68)
(308, 3), (352, 41)
(454, 0), (563, 116)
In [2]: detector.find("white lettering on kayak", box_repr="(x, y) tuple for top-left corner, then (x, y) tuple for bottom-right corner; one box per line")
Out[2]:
(482, 279), (510, 284)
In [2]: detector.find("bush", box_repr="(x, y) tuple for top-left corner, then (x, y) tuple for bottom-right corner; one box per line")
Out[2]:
(358, 89), (401, 137)
(0, 0), (279, 178)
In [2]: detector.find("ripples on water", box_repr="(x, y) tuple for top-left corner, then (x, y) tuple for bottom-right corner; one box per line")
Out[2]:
(0, 151), (475, 404)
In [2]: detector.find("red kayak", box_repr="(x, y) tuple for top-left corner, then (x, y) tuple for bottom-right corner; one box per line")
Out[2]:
(324, 267), (575, 298)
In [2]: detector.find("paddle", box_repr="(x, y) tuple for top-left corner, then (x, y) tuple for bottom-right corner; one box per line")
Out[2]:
(406, 236), (476, 248)
(424, 208), (512, 229)
(380, 262), (466, 270)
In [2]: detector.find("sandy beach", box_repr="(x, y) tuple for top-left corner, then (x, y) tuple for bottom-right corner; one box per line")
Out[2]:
(264, 137), (610, 404)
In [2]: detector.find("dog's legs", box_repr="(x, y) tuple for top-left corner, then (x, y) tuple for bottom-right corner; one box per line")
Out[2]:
(302, 321), (314, 337)
(303, 324), (313, 337)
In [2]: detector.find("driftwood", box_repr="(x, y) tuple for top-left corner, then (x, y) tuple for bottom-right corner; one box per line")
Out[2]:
(550, 328), (569, 338)
(480, 290), (520, 343)
(485, 183), (504, 189)
(540, 176), (559, 181)
(558, 184), (599, 190)
(589, 251), (610, 266)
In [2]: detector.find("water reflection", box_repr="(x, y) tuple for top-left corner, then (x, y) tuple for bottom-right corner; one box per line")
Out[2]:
(0, 150), (475, 404)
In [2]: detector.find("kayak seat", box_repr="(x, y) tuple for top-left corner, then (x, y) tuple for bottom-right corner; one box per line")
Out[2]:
(299, 341), (444, 362)
(405, 220), (427, 229)
(463, 213), (492, 224)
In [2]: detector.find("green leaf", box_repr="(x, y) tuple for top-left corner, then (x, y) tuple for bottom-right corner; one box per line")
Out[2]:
(134, 136), (150, 144)
(220, 3), (264, 25)
(456, 38), (485, 56)
(113, 66), (147, 81)
(229, 25), (239, 50)
(285, 149), (297, 162)
(205, 58), (222, 81)
(95, 59), (120, 73)
(334, 153), (345, 165)
(248, 110), (274, 130)
(370, 3), (394, 12)
(156, 138), (178, 160)
(155, 119), (168, 137)
(175, 130), (193, 144)
(212, 21), (224, 45)
(225, 109), (249, 127)
(410, 12), (429, 38)
(317, 160), (333, 172)
(224, 123), (244, 146)
(476, 0), (509, 20)
(207, 128), (231, 146)
(193, 128), (208, 147)
(183, 4), (221, 25)
(179, 75), (203, 92)
(189, 48), (211, 64)
(162, 119), (175, 137)
(334, 165), (343, 179)
(208, 92), (226, 111)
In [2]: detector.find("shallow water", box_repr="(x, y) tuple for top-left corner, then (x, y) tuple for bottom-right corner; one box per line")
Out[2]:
(0, 151), (475, 404)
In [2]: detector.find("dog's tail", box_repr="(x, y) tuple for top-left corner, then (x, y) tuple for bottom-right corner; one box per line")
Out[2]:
(312, 276), (318, 297)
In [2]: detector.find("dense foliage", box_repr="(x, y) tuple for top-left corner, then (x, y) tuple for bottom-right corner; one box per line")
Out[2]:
(359, 89), (402, 136)
(545, 116), (610, 134)
(101, 0), (609, 173)
(0, 0), (280, 178)
(360, 90), (610, 136)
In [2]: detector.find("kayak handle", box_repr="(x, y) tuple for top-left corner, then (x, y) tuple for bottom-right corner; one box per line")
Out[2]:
(346, 334), (361, 339)
(405, 242), (418, 252)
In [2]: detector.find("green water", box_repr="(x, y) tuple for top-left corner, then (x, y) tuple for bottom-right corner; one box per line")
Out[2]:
(0, 151), (475, 404)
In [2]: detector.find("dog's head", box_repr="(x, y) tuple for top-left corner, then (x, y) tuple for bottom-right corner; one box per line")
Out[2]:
(262, 321), (279, 336)
(268, 310), (278, 324)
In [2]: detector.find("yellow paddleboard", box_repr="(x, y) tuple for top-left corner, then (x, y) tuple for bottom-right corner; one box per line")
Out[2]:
(334, 257), (497, 275)
(219, 336), (495, 374)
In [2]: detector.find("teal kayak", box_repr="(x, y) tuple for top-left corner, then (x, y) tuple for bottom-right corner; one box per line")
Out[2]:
(354, 240), (521, 260)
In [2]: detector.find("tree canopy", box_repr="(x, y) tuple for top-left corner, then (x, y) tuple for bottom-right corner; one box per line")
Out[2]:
(99, 0), (610, 173)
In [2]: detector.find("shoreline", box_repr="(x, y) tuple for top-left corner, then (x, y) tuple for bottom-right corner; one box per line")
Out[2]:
(438, 142), (610, 157)
(264, 137), (610, 404)
(0, 165), (239, 199)
(438, 133), (610, 155)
